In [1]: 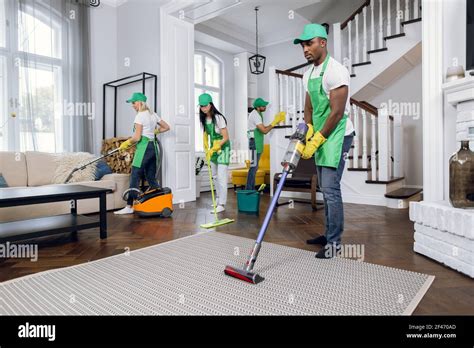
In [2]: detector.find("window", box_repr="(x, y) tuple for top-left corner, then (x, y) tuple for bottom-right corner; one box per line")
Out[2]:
(194, 52), (223, 152)
(0, 1), (64, 152)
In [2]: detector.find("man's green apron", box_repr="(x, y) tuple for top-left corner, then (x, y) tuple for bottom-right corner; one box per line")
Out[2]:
(308, 54), (347, 168)
(205, 120), (231, 165)
(253, 111), (265, 154)
(131, 125), (159, 168)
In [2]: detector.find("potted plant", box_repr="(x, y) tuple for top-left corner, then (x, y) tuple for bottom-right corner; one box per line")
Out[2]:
(195, 156), (205, 198)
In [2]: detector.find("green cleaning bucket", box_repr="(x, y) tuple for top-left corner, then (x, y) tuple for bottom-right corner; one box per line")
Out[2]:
(237, 190), (261, 214)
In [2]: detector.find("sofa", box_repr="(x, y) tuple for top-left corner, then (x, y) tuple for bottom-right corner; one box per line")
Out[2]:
(0, 151), (129, 223)
(231, 144), (270, 189)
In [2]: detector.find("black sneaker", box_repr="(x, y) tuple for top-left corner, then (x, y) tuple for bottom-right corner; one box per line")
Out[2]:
(315, 244), (341, 259)
(306, 235), (327, 246)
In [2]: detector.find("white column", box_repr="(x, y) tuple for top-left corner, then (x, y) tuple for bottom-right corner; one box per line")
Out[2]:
(378, 107), (390, 181)
(422, 0), (444, 202)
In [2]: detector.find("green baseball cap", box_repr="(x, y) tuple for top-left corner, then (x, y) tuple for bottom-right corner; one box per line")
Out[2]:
(293, 23), (328, 44)
(198, 93), (213, 106)
(126, 92), (147, 103)
(253, 98), (269, 108)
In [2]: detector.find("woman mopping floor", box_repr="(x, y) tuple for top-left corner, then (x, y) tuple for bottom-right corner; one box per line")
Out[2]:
(115, 92), (170, 215)
(198, 93), (231, 214)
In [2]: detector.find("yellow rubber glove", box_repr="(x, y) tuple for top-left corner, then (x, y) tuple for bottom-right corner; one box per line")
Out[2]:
(270, 111), (286, 127)
(301, 131), (327, 159)
(210, 140), (222, 155)
(119, 139), (133, 151)
(203, 131), (209, 151)
(154, 128), (160, 135)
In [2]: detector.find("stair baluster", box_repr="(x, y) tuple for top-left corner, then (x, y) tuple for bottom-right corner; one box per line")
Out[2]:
(387, 0), (392, 37)
(348, 20), (353, 73)
(405, 0), (411, 22)
(355, 14), (360, 65)
(361, 109), (368, 168)
(363, 6), (368, 62)
(291, 76), (297, 131)
(371, 114), (377, 180)
(352, 104), (360, 169)
(396, 0), (401, 34)
(414, 0), (419, 19)
(370, 0), (375, 51)
(378, 0), (384, 48)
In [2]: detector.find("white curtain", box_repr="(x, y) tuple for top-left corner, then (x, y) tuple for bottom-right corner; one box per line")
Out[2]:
(14, 0), (93, 153)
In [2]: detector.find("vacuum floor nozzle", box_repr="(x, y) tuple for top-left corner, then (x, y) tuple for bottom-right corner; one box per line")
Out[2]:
(224, 265), (264, 284)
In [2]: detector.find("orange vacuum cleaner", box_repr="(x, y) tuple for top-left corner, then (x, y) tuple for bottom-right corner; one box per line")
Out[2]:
(123, 187), (173, 218)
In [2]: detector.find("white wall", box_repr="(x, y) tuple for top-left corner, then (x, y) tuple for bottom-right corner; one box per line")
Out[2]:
(194, 42), (235, 145)
(369, 63), (423, 187)
(90, 3), (118, 154)
(257, 39), (307, 126)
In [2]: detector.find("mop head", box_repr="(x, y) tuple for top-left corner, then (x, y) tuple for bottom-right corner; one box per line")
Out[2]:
(224, 265), (264, 284)
(200, 218), (234, 229)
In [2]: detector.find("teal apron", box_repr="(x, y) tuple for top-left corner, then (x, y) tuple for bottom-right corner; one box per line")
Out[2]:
(205, 120), (231, 165)
(308, 54), (347, 168)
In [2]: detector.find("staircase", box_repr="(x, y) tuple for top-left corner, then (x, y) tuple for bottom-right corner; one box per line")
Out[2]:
(267, 0), (423, 209)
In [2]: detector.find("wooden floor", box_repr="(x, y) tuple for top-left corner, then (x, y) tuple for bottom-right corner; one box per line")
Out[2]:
(1, 190), (473, 315)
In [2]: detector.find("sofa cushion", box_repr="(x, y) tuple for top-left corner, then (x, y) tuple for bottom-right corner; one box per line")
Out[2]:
(25, 151), (61, 186)
(0, 152), (28, 187)
(51, 152), (96, 184)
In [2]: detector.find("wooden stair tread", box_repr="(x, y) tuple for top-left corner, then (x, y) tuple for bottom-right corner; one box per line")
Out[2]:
(368, 47), (388, 54)
(352, 61), (371, 67)
(401, 17), (422, 26)
(348, 168), (371, 172)
(384, 33), (406, 40)
(385, 187), (423, 199)
(366, 177), (405, 184)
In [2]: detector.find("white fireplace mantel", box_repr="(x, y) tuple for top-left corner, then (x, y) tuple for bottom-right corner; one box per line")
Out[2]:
(442, 76), (474, 106)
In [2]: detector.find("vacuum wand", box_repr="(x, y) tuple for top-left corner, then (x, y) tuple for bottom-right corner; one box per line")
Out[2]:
(63, 148), (121, 184)
(224, 123), (309, 284)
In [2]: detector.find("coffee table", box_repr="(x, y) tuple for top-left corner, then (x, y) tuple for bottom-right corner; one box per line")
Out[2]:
(0, 185), (112, 243)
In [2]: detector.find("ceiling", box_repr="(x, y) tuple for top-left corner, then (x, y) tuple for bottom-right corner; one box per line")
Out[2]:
(189, 0), (366, 53)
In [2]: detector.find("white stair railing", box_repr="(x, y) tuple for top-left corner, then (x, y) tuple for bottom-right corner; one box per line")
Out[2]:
(270, 69), (404, 182)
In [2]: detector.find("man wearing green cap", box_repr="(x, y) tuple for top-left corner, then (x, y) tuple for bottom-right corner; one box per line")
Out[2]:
(294, 23), (355, 258)
(245, 98), (286, 190)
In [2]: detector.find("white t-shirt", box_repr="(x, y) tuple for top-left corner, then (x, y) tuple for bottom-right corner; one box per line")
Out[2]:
(247, 109), (264, 136)
(204, 114), (227, 134)
(303, 57), (355, 136)
(134, 111), (162, 139)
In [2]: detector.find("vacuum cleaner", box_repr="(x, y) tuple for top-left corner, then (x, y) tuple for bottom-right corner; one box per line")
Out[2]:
(122, 186), (173, 218)
(224, 123), (309, 284)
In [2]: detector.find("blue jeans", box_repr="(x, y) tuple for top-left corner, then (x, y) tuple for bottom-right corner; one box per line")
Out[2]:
(127, 142), (159, 205)
(316, 134), (354, 246)
(245, 151), (261, 190)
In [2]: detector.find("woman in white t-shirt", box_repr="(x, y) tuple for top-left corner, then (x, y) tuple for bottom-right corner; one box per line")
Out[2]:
(115, 92), (170, 215)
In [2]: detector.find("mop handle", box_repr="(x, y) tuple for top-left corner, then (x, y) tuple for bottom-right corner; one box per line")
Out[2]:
(255, 169), (289, 244)
(206, 155), (218, 220)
